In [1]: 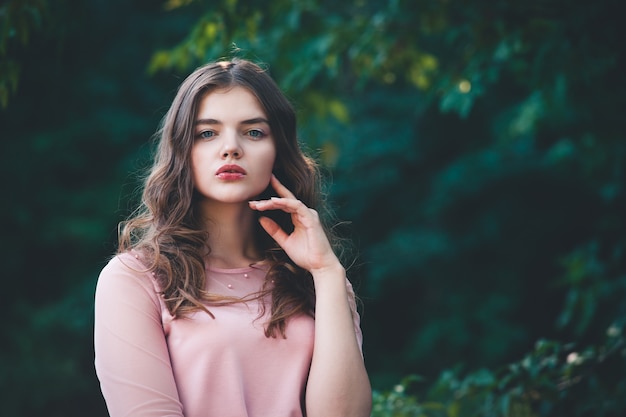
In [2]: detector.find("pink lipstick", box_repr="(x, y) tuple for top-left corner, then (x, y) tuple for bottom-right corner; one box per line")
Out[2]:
(216, 164), (247, 180)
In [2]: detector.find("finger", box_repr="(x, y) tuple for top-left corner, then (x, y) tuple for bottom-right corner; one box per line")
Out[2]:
(258, 216), (289, 246)
(249, 197), (295, 211)
(270, 174), (296, 199)
(252, 197), (311, 217)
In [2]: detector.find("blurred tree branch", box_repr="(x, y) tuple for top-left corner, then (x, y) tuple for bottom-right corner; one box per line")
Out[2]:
(0, 0), (49, 108)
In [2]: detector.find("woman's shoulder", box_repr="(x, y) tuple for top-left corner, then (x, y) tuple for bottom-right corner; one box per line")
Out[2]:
(94, 251), (169, 346)
(100, 250), (150, 277)
(97, 250), (161, 301)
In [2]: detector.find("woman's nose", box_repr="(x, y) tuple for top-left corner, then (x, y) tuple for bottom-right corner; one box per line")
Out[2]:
(220, 132), (242, 159)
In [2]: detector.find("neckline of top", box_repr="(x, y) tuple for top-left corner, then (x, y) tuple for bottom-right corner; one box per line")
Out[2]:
(206, 262), (269, 274)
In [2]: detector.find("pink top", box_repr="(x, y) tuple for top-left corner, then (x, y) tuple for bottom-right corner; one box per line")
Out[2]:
(94, 252), (363, 417)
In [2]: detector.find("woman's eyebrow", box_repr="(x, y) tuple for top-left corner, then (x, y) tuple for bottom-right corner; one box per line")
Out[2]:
(240, 117), (270, 125)
(194, 117), (269, 126)
(195, 118), (220, 126)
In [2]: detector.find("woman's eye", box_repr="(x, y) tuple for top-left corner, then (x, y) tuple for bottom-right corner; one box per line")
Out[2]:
(247, 129), (265, 139)
(197, 131), (215, 139)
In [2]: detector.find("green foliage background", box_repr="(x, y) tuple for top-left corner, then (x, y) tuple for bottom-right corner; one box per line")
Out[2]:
(1, 0), (625, 415)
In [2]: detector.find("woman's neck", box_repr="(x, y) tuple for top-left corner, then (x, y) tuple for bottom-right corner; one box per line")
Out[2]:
(198, 201), (262, 269)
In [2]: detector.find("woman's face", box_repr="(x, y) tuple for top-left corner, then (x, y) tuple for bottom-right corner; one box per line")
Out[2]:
(190, 86), (276, 206)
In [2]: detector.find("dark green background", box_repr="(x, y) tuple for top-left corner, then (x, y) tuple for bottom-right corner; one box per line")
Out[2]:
(2, 0), (625, 415)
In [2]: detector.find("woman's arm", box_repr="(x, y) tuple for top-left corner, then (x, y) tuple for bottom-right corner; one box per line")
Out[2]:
(94, 254), (184, 417)
(305, 262), (372, 417)
(249, 175), (372, 417)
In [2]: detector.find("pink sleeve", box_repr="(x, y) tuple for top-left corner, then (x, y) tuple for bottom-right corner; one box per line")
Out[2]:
(94, 255), (184, 417)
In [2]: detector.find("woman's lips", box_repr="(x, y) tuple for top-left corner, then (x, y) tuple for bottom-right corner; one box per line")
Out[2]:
(216, 164), (246, 180)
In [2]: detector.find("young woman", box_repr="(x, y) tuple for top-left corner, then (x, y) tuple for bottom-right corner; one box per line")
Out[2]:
(94, 59), (372, 417)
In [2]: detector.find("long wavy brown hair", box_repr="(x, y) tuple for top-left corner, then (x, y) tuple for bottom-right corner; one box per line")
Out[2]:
(118, 59), (335, 337)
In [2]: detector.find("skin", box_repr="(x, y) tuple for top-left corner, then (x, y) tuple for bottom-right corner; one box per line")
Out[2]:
(250, 176), (373, 417)
(192, 86), (372, 416)
(191, 86), (276, 267)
